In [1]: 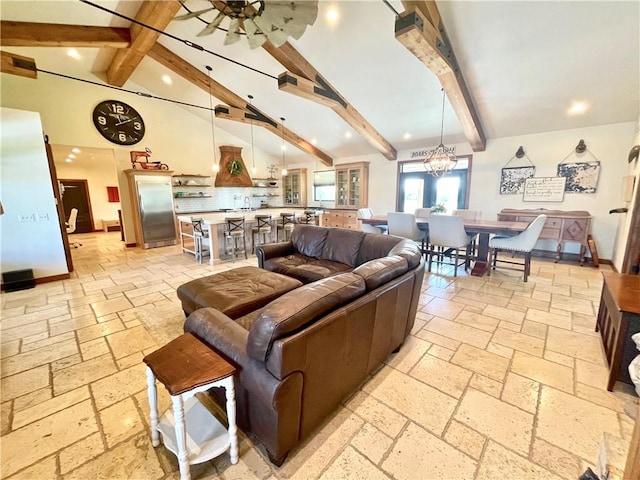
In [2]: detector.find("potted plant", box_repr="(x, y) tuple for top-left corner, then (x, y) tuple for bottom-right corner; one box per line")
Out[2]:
(430, 203), (447, 214)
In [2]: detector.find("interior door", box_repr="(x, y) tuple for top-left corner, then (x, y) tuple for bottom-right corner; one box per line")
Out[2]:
(398, 170), (468, 213)
(60, 179), (94, 232)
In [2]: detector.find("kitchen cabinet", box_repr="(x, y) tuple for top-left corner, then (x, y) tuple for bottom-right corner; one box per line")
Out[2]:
(335, 162), (368, 208)
(282, 169), (307, 206)
(172, 174), (215, 213)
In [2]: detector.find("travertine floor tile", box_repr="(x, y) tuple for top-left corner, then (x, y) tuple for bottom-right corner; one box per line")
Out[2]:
(501, 372), (540, 414)
(420, 297), (465, 320)
(12, 386), (90, 429)
(531, 437), (583, 479)
(575, 383), (624, 413)
(90, 296), (133, 317)
(476, 441), (562, 480)
(1, 365), (50, 401)
(321, 445), (389, 480)
(5, 455), (57, 480)
(454, 288), (510, 307)
(455, 389), (533, 454)
(486, 342), (513, 359)
(424, 317), (492, 349)
(415, 329), (461, 351)
(76, 318), (125, 343)
(349, 424), (393, 466)
(363, 367), (457, 436)
(410, 353), (472, 398)
(451, 344), (510, 382)
(105, 324), (157, 359)
(100, 397), (145, 448)
(482, 304), (525, 325)
(2, 321), (48, 343)
(58, 432), (105, 474)
(537, 386), (620, 461)
(0, 340), (20, 358)
(384, 335), (430, 374)
(1, 338), (78, 378)
(1, 402), (11, 435)
(543, 349), (575, 368)
(526, 308), (572, 330)
(546, 326), (604, 365)
(511, 351), (574, 393)
(345, 392), (408, 439)
(454, 310), (500, 333)
(521, 320), (548, 339)
(492, 327), (545, 356)
(427, 344), (455, 361)
(551, 293), (594, 315)
(443, 420), (486, 460)
(1, 399), (98, 477)
(575, 358), (609, 389)
(53, 353), (118, 395)
(49, 314), (97, 337)
(382, 422), (477, 480)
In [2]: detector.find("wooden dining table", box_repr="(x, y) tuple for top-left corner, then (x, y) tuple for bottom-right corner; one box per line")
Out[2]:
(360, 216), (530, 276)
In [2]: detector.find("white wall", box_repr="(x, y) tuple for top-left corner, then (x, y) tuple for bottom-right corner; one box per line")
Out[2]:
(611, 117), (640, 270)
(0, 108), (68, 280)
(0, 72), (282, 243)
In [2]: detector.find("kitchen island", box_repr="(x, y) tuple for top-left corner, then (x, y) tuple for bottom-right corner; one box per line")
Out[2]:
(177, 208), (321, 265)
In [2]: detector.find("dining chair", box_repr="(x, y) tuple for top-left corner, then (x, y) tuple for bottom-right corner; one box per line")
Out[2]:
(452, 209), (481, 255)
(414, 208), (431, 218)
(251, 214), (273, 253)
(358, 208), (383, 234)
(427, 214), (475, 276)
(192, 218), (210, 264)
(277, 213), (296, 241)
(66, 208), (82, 248)
(387, 212), (427, 254)
(487, 214), (547, 282)
(224, 216), (247, 261)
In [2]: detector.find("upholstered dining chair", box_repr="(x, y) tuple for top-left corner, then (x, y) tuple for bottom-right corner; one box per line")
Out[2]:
(414, 208), (431, 219)
(387, 212), (426, 254)
(358, 208), (383, 234)
(224, 216), (247, 262)
(427, 214), (475, 276)
(487, 214), (547, 282)
(452, 209), (481, 255)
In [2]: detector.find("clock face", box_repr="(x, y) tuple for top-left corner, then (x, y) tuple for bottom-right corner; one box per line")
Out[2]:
(92, 100), (145, 145)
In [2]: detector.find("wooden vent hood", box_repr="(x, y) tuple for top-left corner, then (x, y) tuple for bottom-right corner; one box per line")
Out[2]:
(215, 146), (253, 187)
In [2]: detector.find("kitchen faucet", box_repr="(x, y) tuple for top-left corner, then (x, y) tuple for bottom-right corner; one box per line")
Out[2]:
(243, 196), (252, 212)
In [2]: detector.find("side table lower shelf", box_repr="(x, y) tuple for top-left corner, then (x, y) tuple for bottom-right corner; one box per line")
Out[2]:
(157, 396), (231, 465)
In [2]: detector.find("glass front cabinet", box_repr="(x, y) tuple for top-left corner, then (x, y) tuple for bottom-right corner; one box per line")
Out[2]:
(336, 162), (369, 208)
(283, 168), (307, 206)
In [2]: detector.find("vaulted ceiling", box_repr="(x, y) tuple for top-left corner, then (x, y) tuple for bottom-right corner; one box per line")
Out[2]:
(1, 0), (638, 166)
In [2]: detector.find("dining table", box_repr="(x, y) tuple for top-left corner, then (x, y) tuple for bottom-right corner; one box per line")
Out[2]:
(360, 215), (530, 276)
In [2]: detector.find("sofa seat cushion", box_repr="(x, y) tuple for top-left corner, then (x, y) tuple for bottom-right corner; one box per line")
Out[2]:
(352, 255), (409, 290)
(247, 273), (366, 361)
(264, 254), (352, 284)
(177, 266), (303, 318)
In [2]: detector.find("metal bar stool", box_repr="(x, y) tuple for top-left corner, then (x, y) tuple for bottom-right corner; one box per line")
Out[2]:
(251, 214), (272, 253)
(192, 218), (210, 264)
(224, 217), (247, 262)
(277, 213), (296, 242)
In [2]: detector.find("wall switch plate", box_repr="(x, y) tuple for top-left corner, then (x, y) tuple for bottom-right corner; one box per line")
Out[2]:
(18, 214), (35, 222)
(38, 213), (49, 221)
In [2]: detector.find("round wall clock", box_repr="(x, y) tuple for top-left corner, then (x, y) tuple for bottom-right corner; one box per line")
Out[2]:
(92, 100), (145, 145)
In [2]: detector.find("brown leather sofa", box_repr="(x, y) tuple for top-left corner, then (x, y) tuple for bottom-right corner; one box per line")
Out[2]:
(184, 226), (425, 465)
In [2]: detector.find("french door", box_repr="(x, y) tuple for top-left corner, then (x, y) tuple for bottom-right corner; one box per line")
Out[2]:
(398, 170), (468, 213)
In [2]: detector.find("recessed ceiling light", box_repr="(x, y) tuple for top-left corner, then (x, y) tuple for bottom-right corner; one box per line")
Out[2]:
(281, 145), (287, 151)
(326, 8), (339, 23)
(568, 101), (588, 115)
(67, 49), (81, 60)
(311, 138), (317, 145)
(403, 133), (411, 140)
(345, 132), (352, 139)
(68, 154), (76, 159)
(65, 158), (73, 163)
(162, 75), (172, 85)
(71, 147), (81, 154)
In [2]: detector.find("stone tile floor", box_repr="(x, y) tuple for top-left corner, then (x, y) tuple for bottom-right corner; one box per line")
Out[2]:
(1, 231), (637, 479)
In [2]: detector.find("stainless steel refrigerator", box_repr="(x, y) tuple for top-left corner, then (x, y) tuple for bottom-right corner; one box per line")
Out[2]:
(135, 177), (176, 248)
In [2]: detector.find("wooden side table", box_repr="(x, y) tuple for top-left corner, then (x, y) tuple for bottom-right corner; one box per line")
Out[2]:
(143, 333), (238, 480)
(596, 273), (640, 391)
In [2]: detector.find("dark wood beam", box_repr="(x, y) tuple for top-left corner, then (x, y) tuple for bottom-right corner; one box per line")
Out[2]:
(265, 41), (397, 161)
(397, 1), (486, 152)
(147, 43), (333, 167)
(106, 1), (181, 87)
(0, 21), (131, 48)
(0, 50), (37, 79)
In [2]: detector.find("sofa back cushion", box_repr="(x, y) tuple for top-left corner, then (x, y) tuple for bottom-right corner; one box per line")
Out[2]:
(247, 272), (366, 362)
(321, 228), (365, 266)
(356, 234), (403, 265)
(291, 225), (329, 258)
(388, 238), (422, 270)
(352, 255), (409, 290)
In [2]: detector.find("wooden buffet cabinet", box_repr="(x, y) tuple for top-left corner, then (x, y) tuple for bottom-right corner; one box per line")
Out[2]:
(596, 273), (640, 391)
(320, 209), (359, 229)
(496, 209), (591, 264)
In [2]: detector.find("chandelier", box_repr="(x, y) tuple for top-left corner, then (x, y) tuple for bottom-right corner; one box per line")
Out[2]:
(175, 1), (319, 49)
(424, 89), (457, 177)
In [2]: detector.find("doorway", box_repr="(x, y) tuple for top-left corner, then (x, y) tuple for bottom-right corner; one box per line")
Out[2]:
(60, 179), (94, 233)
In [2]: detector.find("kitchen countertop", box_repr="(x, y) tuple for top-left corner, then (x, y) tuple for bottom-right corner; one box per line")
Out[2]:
(177, 208), (323, 225)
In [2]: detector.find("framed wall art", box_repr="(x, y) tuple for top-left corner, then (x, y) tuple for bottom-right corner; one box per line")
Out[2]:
(500, 166), (536, 195)
(557, 161), (600, 193)
(523, 177), (567, 202)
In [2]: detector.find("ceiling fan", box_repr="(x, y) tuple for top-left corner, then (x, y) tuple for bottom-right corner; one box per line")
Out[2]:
(175, 0), (319, 49)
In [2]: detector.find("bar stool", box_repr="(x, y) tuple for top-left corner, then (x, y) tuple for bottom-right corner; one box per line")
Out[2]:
(251, 214), (272, 253)
(297, 210), (316, 225)
(224, 217), (247, 262)
(192, 218), (210, 264)
(277, 213), (296, 242)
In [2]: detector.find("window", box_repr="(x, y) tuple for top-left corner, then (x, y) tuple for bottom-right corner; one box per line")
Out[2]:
(313, 170), (335, 201)
(397, 155), (472, 213)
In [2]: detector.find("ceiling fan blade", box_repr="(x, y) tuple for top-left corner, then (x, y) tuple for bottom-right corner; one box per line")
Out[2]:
(174, 7), (216, 21)
(224, 18), (242, 45)
(197, 11), (226, 37)
(255, 1), (318, 45)
(244, 18), (267, 49)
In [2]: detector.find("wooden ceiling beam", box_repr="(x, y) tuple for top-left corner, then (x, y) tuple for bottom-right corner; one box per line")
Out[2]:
(0, 50), (37, 79)
(106, 1), (181, 87)
(147, 43), (333, 167)
(264, 41), (397, 161)
(396, 1), (486, 152)
(0, 21), (131, 48)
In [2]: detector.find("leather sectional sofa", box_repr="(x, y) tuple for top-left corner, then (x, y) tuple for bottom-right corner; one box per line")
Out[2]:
(184, 225), (425, 465)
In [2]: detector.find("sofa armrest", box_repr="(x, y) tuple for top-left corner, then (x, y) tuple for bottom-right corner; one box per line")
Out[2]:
(184, 308), (282, 403)
(256, 241), (295, 268)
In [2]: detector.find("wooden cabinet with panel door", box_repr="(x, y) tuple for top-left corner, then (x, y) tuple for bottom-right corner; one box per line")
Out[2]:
(282, 168), (307, 206)
(335, 162), (368, 208)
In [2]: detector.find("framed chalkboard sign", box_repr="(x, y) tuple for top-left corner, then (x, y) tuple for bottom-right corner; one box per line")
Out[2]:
(523, 177), (566, 202)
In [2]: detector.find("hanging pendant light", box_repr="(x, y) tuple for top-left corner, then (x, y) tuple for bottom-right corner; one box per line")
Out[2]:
(280, 117), (287, 176)
(248, 94), (257, 175)
(205, 65), (219, 172)
(424, 88), (457, 177)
